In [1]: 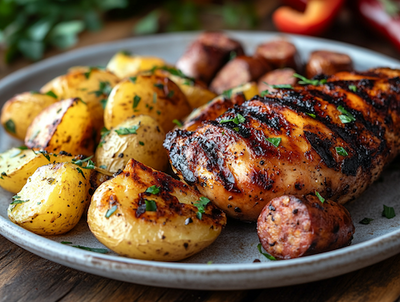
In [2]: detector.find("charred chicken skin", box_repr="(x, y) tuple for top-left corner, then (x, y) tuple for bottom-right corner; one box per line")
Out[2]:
(164, 68), (400, 221)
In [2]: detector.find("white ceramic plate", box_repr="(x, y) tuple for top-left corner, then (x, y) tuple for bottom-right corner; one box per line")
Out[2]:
(1, 31), (400, 290)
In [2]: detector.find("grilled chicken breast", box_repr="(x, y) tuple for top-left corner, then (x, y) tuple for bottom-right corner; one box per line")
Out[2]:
(164, 68), (400, 221)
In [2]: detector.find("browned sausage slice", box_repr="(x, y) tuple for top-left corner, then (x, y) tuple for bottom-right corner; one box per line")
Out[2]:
(306, 50), (353, 78)
(176, 32), (244, 84)
(257, 194), (355, 260)
(254, 39), (301, 70)
(257, 68), (297, 93)
(210, 56), (270, 94)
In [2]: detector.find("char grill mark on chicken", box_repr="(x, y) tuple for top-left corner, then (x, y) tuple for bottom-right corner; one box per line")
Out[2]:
(164, 68), (400, 221)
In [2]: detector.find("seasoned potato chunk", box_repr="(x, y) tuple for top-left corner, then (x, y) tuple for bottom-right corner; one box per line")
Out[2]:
(104, 74), (191, 132)
(40, 68), (119, 131)
(106, 51), (166, 78)
(0, 148), (75, 194)
(8, 162), (91, 235)
(1, 92), (58, 140)
(95, 115), (168, 172)
(25, 98), (96, 156)
(88, 159), (226, 261)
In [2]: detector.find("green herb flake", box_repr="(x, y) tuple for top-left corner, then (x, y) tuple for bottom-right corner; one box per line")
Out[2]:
(207, 260), (213, 265)
(17, 146), (28, 150)
(257, 243), (276, 261)
(45, 90), (58, 99)
(194, 197), (210, 220)
(100, 99), (107, 109)
(120, 50), (132, 56)
(5, 119), (16, 134)
(306, 113), (316, 118)
(219, 114), (246, 125)
(260, 90), (270, 97)
(61, 241), (73, 244)
(315, 191), (325, 203)
(145, 199), (157, 211)
(105, 205), (118, 218)
(153, 92), (157, 104)
(133, 95), (141, 109)
(271, 84), (293, 89)
(335, 147), (349, 156)
(145, 185), (160, 195)
(183, 79), (194, 86)
(359, 217), (374, 225)
(265, 137), (281, 148)
(33, 150), (50, 161)
(222, 89), (233, 99)
(91, 81), (113, 98)
(167, 90), (174, 98)
(156, 110), (161, 115)
(338, 105), (356, 124)
(10, 196), (29, 206)
(71, 156), (95, 170)
(71, 245), (108, 254)
(56, 108), (62, 114)
(1, 172), (7, 177)
(129, 76), (137, 84)
(154, 83), (164, 90)
(348, 85), (357, 92)
(115, 124), (140, 135)
(382, 205), (396, 219)
(293, 73), (327, 86)
(139, 141), (145, 146)
(76, 167), (86, 179)
(98, 127), (110, 148)
(173, 119), (183, 127)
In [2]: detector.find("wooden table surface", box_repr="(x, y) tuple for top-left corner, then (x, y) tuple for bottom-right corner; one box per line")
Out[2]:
(2, 2), (400, 301)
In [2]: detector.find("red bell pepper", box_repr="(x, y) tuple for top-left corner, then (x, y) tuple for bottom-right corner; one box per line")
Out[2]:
(356, 0), (400, 52)
(273, 0), (346, 36)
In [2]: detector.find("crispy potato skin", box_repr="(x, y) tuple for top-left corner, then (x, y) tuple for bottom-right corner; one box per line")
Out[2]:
(0, 149), (75, 194)
(8, 162), (91, 235)
(1, 92), (57, 140)
(106, 52), (166, 78)
(95, 115), (168, 172)
(104, 74), (191, 132)
(88, 159), (226, 261)
(25, 98), (96, 156)
(40, 68), (119, 132)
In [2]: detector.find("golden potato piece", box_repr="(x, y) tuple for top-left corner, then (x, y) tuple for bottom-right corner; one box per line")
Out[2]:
(40, 68), (119, 131)
(1, 92), (58, 140)
(8, 162), (91, 235)
(95, 115), (168, 172)
(25, 98), (95, 156)
(88, 159), (226, 261)
(105, 74), (191, 132)
(0, 148), (75, 194)
(106, 51), (166, 78)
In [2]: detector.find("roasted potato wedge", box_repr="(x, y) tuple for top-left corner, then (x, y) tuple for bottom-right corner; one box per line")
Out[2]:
(95, 115), (168, 172)
(88, 159), (226, 261)
(106, 51), (166, 79)
(104, 74), (191, 132)
(25, 98), (95, 156)
(40, 68), (119, 131)
(1, 92), (58, 140)
(8, 162), (91, 235)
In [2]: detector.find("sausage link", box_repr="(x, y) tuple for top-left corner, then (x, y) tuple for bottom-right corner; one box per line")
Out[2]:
(176, 32), (244, 84)
(306, 50), (353, 78)
(210, 56), (270, 94)
(257, 195), (355, 259)
(254, 39), (301, 70)
(257, 68), (297, 93)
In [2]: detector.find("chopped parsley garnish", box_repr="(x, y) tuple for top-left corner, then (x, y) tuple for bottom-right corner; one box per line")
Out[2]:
(61, 241), (72, 244)
(207, 260), (213, 265)
(129, 76), (137, 83)
(229, 50), (237, 60)
(315, 191), (325, 203)
(337, 105), (356, 123)
(115, 124), (140, 135)
(156, 110), (161, 115)
(257, 243), (276, 261)
(293, 73), (327, 86)
(100, 99), (107, 109)
(76, 167), (86, 179)
(270, 84), (293, 89)
(1, 172), (7, 177)
(260, 90), (270, 97)
(154, 83), (164, 90)
(105, 205), (118, 218)
(265, 137), (281, 148)
(72, 245), (108, 254)
(382, 205), (396, 219)
(84, 67), (95, 79)
(194, 197), (210, 220)
(167, 90), (174, 98)
(306, 113), (316, 118)
(183, 79), (194, 86)
(28, 130), (40, 143)
(359, 217), (374, 225)
(120, 50), (132, 56)
(219, 114), (246, 125)
(72, 156), (95, 169)
(45, 90), (58, 99)
(348, 85), (357, 92)
(159, 66), (195, 84)
(76, 97), (87, 105)
(145, 185), (160, 195)
(5, 119), (16, 134)
(98, 127), (110, 147)
(33, 150), (50, 161)
(133, 95), (141, 109)
(17, 146), (28, 150)
(335, 147), (348, 156)
(91, 81), (113, 98)
(222, 88), (233, 99)
(139, 141), (144, 146)
(10, 195), (29, 207)
(173, 119), (183, 127)
(145, 199), (157, 211)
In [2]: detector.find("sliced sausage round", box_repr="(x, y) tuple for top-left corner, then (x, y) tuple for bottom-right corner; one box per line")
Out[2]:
(254, 39), (301, 70)
(306, 50), (353, 78)
(258, 68), (297, 93)
(257, 194), (355, 260)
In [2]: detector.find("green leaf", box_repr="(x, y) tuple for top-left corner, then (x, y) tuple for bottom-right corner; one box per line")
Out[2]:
(222, 89), (233, 99)
(71, 245), (108, 254)
(173, 119), (183, 127)
(33, 150), (50, 162)
(49, 20), (84, 49)
(257, 243), (276, 261)
(115, 124), (140, 135)
(167, 90), (174, 98)
(271, 84), (293, 89)
(348, 85), (357, 92)
(359, 217), (374, 225)
(315, 191), (325, 203)
(133, 95), (141, 109)
(306, 113), (316, 118)
(219, 114), (246, 125)
(76, 167), (86, 179)
(338, 106), (356, 123)
(293, 73), (327, 86)
(145, 185), (160, 195)
(194, 197), (210, 220)
(84, 11), (103, 31)
(260, 90), (270, 97)
(17, 39), (44, 61)
(145, 199), (157, 211)
(27, 18), (52, 41)
(45, 90), (57, 99)
(335, 147), (348, 156)
(134, 10), (160, 35)
(4, 119), (16, 133)
(105, 205), (118, 218)
(380, 0), (400, 16)
(265, 137), (281, 148)
(129, 76), (137, 83)
(382, 205), (396, 219)
(154, 83), (164, 90)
